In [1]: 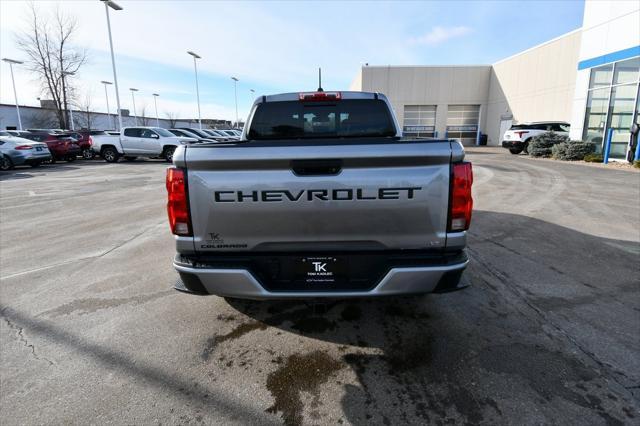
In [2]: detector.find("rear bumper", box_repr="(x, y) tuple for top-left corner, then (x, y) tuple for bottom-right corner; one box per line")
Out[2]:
(8, 152), (51, 165)
(24, 155), (51, 164)
(501, 141), (523, 148)
(51, 149), (80, 158)
(173, 250), (469, 299)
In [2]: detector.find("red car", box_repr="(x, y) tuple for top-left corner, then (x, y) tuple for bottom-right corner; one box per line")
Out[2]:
(22, 132), (82, 163)
(68, 131), (102, 159)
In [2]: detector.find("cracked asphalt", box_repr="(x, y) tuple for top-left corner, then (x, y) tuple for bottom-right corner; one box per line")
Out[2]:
(1, 149), (639, 425)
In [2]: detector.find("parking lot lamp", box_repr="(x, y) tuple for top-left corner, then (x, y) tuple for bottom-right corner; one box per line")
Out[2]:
(101, 80), (115, 129)
(187, 51), (202, 129)
(2, 58), (23, 130)
(152, 93), (160, 127)
(62, 71), (75, 130)
(100, 0), (124, 131)
(129, 88), (138, 125)
(231, 77), (239, 128)
(249, 89), (255, 116)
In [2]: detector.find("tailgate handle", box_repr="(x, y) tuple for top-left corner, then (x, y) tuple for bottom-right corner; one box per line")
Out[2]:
(291, 159), (342, 176)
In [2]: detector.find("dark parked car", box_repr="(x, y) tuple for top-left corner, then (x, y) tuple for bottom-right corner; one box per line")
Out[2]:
(177, 127), (229, 142)
(168, 128), (216, 143)
(21, 132), (81, 163)
(5, 130), (33, 138)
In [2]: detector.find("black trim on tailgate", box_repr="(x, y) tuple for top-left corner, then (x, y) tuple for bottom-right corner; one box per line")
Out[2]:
(175, 249), (467, 293)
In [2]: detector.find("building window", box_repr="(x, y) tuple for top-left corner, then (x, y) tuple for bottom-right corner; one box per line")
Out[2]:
(446, 104), (480, 145)
(582, 57), (640, 159)
(403, 105), (436, 138)
(583, 88), (610, 150)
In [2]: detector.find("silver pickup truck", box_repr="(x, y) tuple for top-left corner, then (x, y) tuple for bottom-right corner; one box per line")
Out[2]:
(167, 91), (473, 299)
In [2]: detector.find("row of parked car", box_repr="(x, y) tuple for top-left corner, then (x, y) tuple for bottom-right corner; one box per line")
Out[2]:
(0, 127), (243, 170)
(90, 126), (242, 163)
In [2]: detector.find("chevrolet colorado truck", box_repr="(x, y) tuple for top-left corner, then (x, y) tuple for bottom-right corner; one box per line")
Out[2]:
(91, 126), (198, 162)
(167, 91), (473, 299)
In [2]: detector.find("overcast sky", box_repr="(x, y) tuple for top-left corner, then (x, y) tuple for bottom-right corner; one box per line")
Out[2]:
(0, 0), (584, 121)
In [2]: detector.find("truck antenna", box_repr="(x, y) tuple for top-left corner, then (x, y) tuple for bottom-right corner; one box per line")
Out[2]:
(317, 68), (323, 92)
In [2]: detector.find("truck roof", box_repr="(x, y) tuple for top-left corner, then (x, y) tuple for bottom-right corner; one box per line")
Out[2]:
(256, 91), (387, 104)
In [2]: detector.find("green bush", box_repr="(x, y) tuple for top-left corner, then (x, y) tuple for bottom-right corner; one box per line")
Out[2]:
(552, 140), (596, 161)
(528, 132), (569, 157)
(583, 153), (603, 163)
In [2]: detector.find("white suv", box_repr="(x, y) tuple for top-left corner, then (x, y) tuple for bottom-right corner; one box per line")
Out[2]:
(502, 122), (570, 154)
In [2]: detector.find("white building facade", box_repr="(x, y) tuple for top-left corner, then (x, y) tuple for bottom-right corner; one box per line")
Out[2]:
(351, 0), (639, 159)
(568, 0), (640, 161)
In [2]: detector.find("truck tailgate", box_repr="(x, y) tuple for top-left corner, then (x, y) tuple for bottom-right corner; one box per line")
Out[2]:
(182, 140), (453, 253)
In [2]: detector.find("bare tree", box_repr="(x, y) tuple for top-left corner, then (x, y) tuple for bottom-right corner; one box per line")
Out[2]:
(165, 111), (178, 128)
(76, 91), (95, 129)
(139, 103), (151, 126)
(16, 3), (87, 129)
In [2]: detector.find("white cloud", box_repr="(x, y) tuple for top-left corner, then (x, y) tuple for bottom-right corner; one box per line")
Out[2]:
(410, 26), (472, 45)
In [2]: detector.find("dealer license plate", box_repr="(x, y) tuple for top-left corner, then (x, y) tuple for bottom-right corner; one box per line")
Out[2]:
(296, 257), (346, 284)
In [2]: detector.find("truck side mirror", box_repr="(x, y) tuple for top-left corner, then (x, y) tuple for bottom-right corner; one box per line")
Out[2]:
(151, 133), (159, 139)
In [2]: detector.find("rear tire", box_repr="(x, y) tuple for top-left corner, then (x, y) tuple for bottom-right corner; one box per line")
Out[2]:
(509, 147), (524, 155)
(163, 146), (176, 163)
(124, 156), (137, 162)
(82, 148), (95, 160)
(0, 156), (13, 171)
(102, 146), (120, 163)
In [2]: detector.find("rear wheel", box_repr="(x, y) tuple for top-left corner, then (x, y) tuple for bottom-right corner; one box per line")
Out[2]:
(124, 156), (137, 162)
(82, 148), (95, 160)
(509, 146), (524, 155)
(0, 156), (13, 171)
(163, 146), (176, 163)
(102, 146), (120, 163)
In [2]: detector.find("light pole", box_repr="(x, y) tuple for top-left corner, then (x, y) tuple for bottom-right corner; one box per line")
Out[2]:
(187, 51), (202, 129)
(62, 71), (75, 130)
(100, 0), (123, 131)
(2, 58), (23, 130)
(101, 80), (115, 129)
(152, 93), (160, 127)
(129, 88), (138, 125)
(249, 88), (255, 114)
(231, 76), (239, 129)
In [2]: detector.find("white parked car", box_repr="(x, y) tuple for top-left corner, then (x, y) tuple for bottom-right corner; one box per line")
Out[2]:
(0, 134), (52, 170)
(91, 127), (198, 163)
(502, 121), (570, 154)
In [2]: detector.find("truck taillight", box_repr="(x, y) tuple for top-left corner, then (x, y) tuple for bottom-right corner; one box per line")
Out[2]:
(299, 91), (341, 101)
(88, 136), (93, 146)
(449, 162), (473, 232)
(166, 167), (192, 236)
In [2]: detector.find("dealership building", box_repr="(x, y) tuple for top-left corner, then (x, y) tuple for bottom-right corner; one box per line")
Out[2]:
(350, 0), (639, 160)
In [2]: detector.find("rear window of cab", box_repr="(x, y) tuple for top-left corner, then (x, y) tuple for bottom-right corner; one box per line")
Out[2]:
(248, 99), (396, 140)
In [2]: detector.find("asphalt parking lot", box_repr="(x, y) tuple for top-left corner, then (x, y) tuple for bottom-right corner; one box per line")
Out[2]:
(1, 150), (639, 425)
